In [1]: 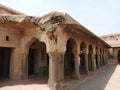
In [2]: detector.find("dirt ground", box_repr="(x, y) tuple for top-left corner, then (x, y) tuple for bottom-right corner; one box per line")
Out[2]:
(72, 64), (120, 90)
(0, 77), (49, 90)
(0, 64), (120, 90)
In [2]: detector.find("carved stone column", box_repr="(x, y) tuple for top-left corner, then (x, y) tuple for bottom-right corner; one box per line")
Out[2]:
(10, 48), (21, 80)
(101, 55), (104, 66)
(92, 54), (96, 72)
(21, 53), (28, 79)
(97, 54), (101, 68)
(84, 54), (89, 74)
(103, 55), (106, 65)
(74, 55), (80, 80)
(48, 52), (64, 90)
(100, 55), (102, 66)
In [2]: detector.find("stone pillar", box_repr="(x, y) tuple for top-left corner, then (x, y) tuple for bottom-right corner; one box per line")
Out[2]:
(102, 55), (104, 65)
(92, 54), (96, 72)
(97, 54), (101, 68)
(74, 55), (80, 80)
(105, 55), (107, 64)
(106, 50), (108, 64)
(113, 49), (118, 65)
(114, 54), (118, 64)
(10, 48), (21, 80)
(48, 52), (64, 90)
(84, 54), (89, 74)
(101, 55), (104, 66)
(21, 53), (28, 79)
(57, 53), (64, 83)
(104, 56), (106, 64)
(99, 55), (102, 66)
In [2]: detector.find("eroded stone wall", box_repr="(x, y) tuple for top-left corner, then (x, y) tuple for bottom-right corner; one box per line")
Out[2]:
(0, 25), (22, 47)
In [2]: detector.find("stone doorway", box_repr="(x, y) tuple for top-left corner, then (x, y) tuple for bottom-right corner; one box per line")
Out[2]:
(28, 49), (35, 76)
(118, 50), (120, 64)
(64, 39), (77, 81)
(28, 40), (49, 82)
(0, 47), (11, 79)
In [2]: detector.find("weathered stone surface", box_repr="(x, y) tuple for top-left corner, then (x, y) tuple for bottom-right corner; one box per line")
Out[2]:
(0, 6), (110, 90)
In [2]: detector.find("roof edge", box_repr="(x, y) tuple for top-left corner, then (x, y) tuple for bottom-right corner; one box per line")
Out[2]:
(0, 3), (25, 15)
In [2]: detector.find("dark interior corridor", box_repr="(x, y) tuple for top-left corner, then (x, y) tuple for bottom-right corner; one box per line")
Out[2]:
(118, 50), (120, 64)
(0, 47), (11, 79)
(28, 49), (35, 76)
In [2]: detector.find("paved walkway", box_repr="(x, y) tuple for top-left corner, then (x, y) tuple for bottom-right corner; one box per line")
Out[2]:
(72, 64), (120, 90)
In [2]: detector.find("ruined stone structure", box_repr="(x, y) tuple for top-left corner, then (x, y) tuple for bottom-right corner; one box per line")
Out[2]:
(100, 33), (120, 64)
(0, 4), (110, 90)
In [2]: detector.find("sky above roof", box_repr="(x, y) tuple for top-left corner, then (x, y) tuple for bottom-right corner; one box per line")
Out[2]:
(0, 0), (120, 35)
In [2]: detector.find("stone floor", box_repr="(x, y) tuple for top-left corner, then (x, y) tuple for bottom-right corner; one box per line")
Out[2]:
(72, 64), (120, 90)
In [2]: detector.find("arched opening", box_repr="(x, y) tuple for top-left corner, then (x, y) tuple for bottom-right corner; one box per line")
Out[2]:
(80, 41), (86, 74)
(88, 45), (93, 71)
(118, 50), (120, 64)
(0, 47), (12, 80)
(95, 47), (98, 68)
(64, 38), (77, 81)
(28, 39), (49, 83)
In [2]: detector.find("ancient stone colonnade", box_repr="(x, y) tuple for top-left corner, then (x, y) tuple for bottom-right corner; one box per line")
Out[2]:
(0, 12), (110, 90)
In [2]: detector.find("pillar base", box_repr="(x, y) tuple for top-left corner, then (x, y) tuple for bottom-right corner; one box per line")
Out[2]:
(86, 70), (89, 75)
(74, 74), (80, 80)
(21, 72), (28, 79)
(49, 81), (65, 90)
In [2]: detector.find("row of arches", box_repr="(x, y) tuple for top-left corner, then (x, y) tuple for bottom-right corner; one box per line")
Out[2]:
(23, 38), (108, 82)
(64, 38), (108, 81)
(0, 37), (108, 84)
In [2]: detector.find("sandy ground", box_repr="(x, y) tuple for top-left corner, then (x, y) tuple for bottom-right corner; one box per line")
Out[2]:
(72, 64), (120, 90)
(0, 77), (49, 90)
(0, 64), (120, 90)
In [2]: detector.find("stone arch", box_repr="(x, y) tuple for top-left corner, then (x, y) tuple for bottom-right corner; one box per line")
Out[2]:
(64, 38), (77, 80)
(88, 45), (93, 71)
(24, 37), (40, 53)
(79, 41), (86, 74)
(21, 37), (49, 82)
(80, 41), (86, 51)
(118, 50), (120, 64)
